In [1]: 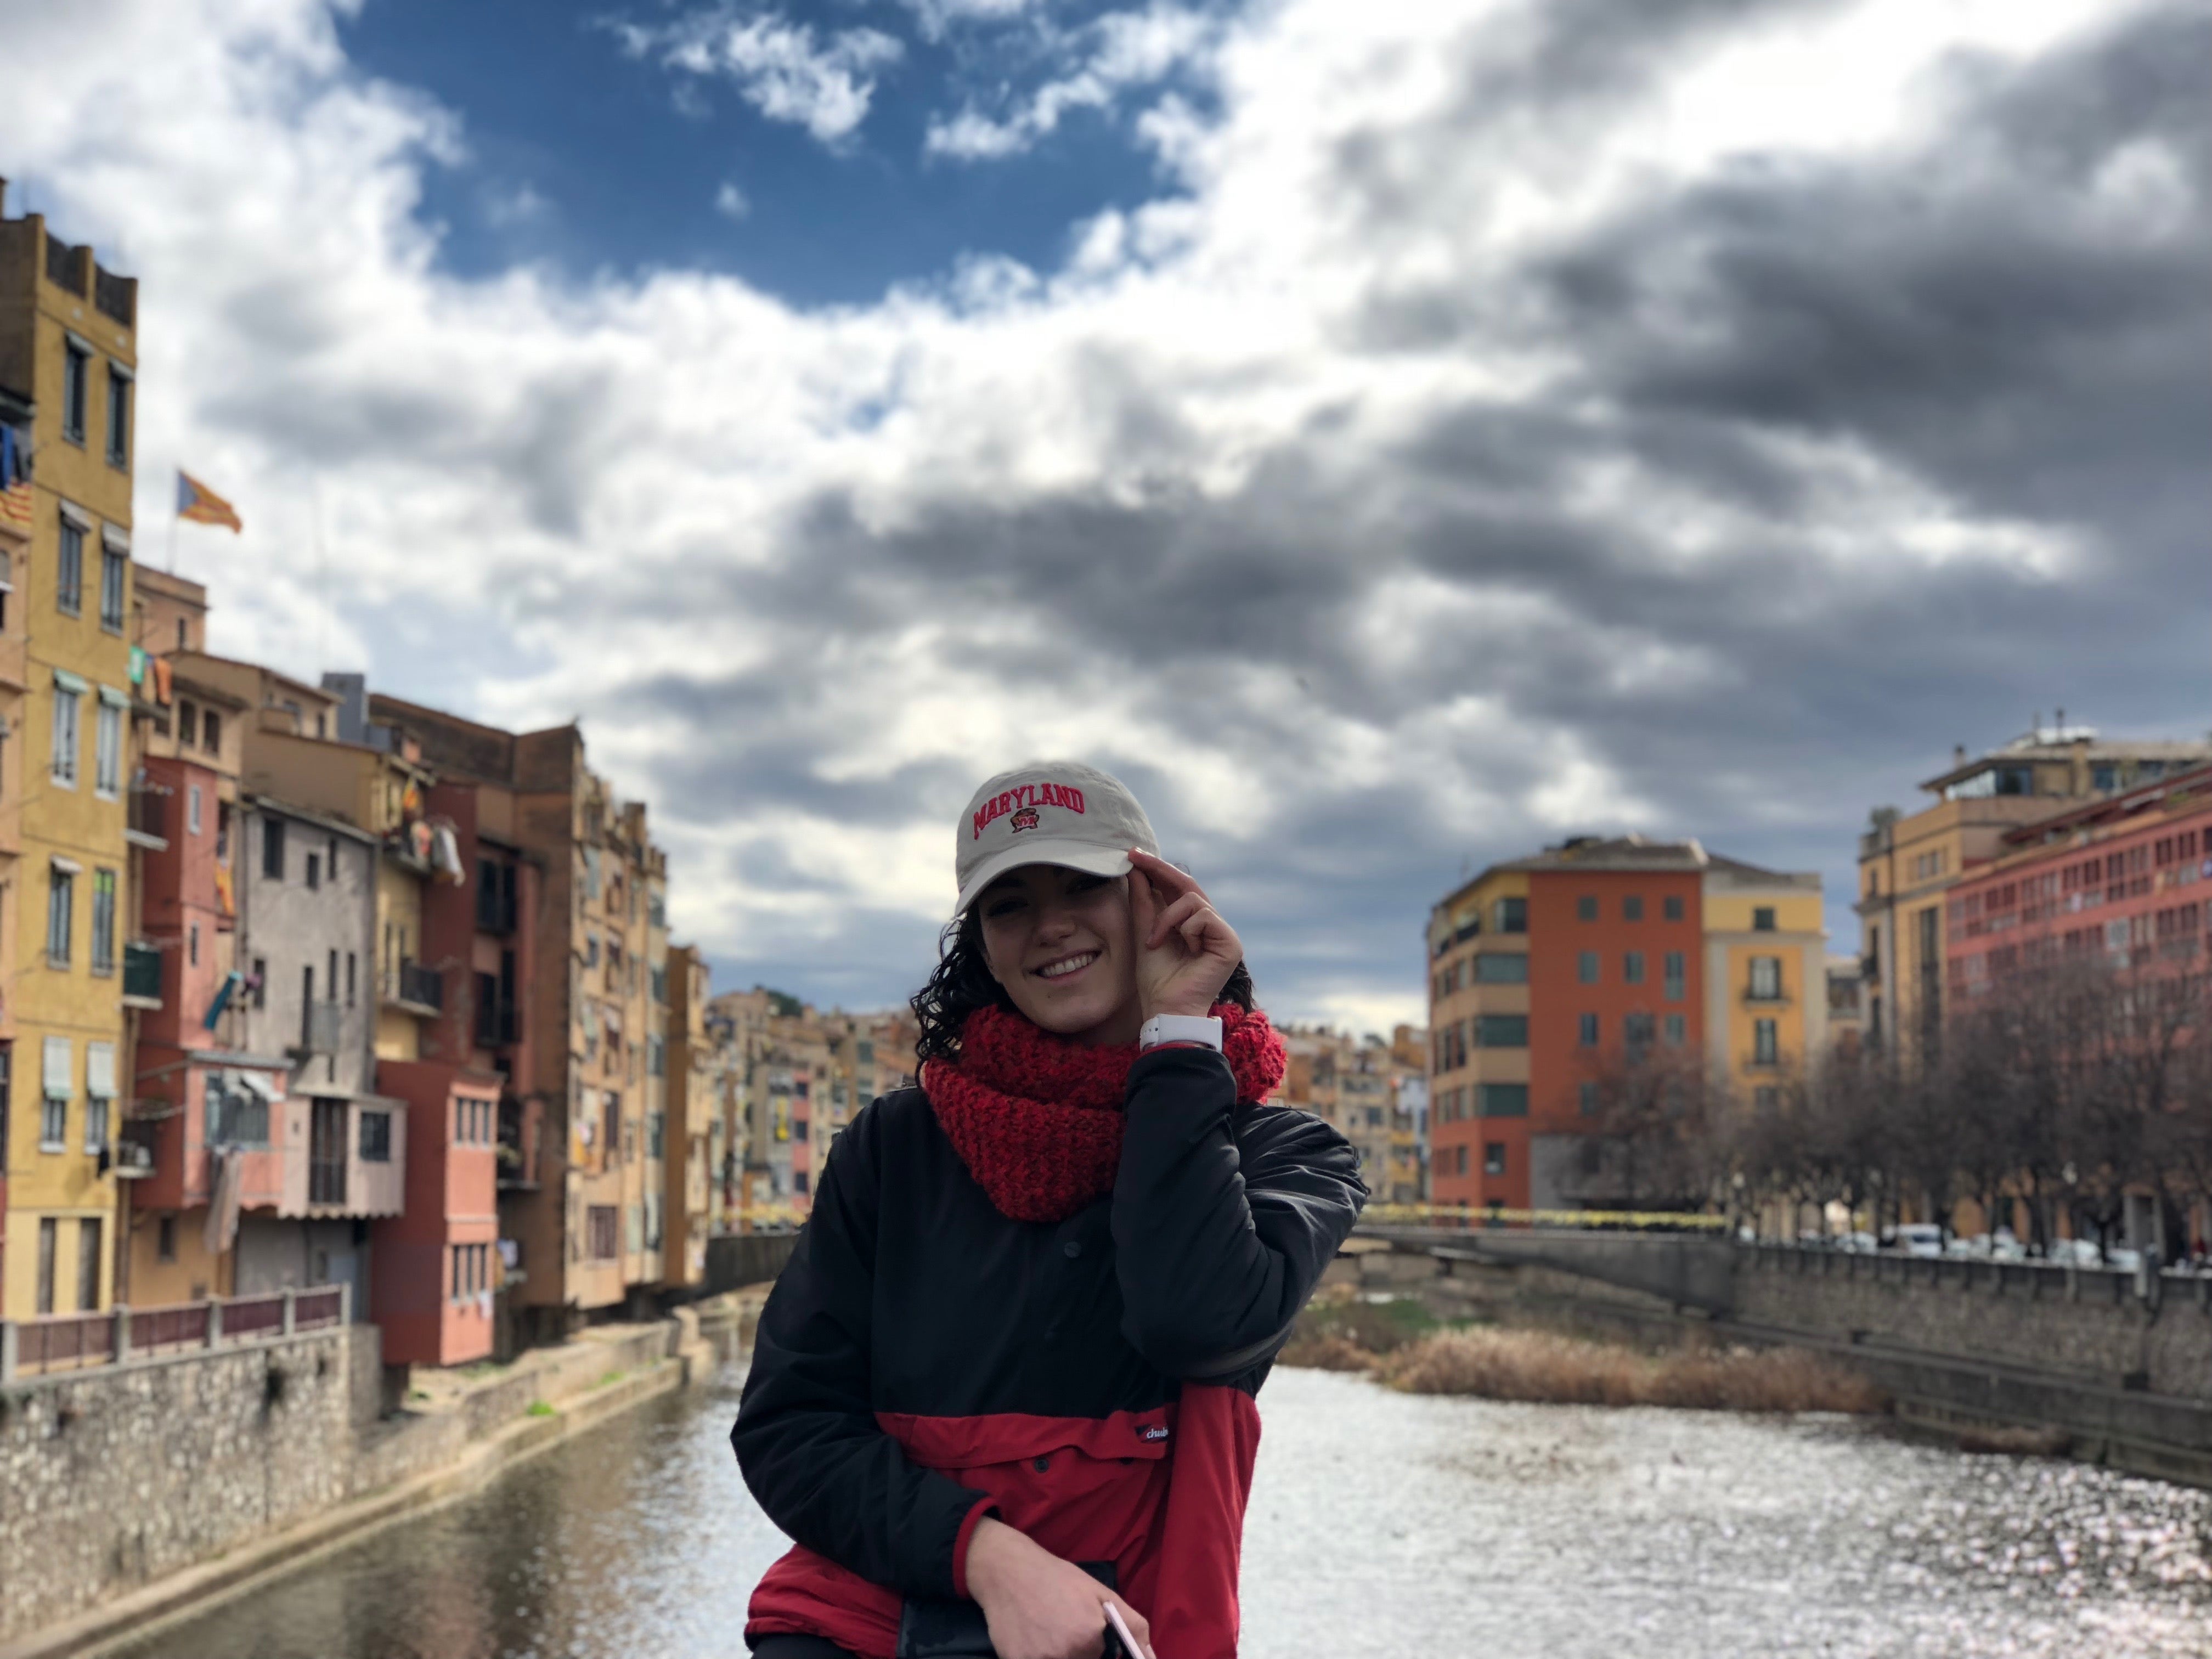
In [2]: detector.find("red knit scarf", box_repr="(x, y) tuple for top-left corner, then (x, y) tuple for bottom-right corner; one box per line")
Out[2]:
(923, 1002), (1289, 1224)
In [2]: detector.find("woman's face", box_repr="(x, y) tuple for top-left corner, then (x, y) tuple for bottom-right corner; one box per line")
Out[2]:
(975, 864), (1143, 1045)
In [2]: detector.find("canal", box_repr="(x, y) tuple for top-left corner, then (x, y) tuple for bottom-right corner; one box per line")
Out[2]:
(121, 1355), (2212, 1659)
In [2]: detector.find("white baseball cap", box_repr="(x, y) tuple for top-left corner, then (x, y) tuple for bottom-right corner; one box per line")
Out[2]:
(954, 760), (1160, 916)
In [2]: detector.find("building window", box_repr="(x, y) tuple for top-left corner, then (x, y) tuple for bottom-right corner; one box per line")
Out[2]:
(46, 865), (74, 966)
(188, 784), (204, 835)
(345, 951), (356, 1006)
(1753, 1018), (1779, 1066)
(57, 515), (83, 613)
(1475, 953), (1528, 984)
(1452, 1147), (1468, 1178)
(1577, 950), (1599, 985)
(41, 1035), (70, 1149)
(203, 709), (222, 753)
(359, 1109), (392, 1162)
(1578, 1081), (1600, 1117)
(106, 365), (131, 465)
(91, 869), (116, 974)
(63, 340), (89, 441)
(1664, 894), (1684, 921)
(157, 1216), (177, 1262)
(84, 1042), (114, 1152)
(305, 852), (320, 891)
(1484, 1142), (1506, 1176)
(99, 539), (126, 630)
(1578, 1012), (1599, 1047)
(647, 1110), (665, 1158)
(251, 956), (268, 1008)
(1753, 906), (1776, 932)
(179, 701), (198, 746)
(1477, 1083), (1528, 1118)
(189, 922), (200, 967)
(1624, 1012), (1655, 1057)
(77, 1218), (101, 1312)
(1663, 951), (1686, 1001)
(50, 683), (79, 786)
(1623, 950), (1645, 985)
(1493, 896), (1527, 934)
(1576, 895), (1598, 922)
(94, 699), (121, 795)
(1476, 1014), (1527, 1048)
(1748, 956), (1782, 1000)
(262, 817), (285, 879)
(35, 1218), (57, 1314)
(1663, 1013), (1686, 1046)
(1623, 895), (1644, 921)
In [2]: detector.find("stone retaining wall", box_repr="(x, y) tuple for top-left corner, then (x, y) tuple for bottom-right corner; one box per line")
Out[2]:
(0, 1318), (692, 1647)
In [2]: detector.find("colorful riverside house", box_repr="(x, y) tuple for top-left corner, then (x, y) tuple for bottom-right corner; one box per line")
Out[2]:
(373, 748), (547, 1368)
(363, 697), (670, 1344)
(0, 382), (31, 1299)
(1425, 837), (1826, 1216)
(1942, 763), (2212, 1255)
(1856, 723), (2210, 1062)
(0, 192), (139, 1318)
(661, 944), (716, 1291)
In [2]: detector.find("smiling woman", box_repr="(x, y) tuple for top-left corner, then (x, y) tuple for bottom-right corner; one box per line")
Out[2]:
(731, 761), (1365, 1659)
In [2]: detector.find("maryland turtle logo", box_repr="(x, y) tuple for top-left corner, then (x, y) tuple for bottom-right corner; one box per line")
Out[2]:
(1009, 805), (1042, 833)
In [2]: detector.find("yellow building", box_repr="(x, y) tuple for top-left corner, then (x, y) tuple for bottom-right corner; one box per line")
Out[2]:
(1700, 860), (1827, 1114)
(1857, 725), (2209, 1056)
(0, 200), (138, 1317)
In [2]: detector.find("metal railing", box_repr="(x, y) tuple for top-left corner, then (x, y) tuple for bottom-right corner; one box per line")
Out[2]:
(127, 783), (170, 843)
(123, 940), (162, 1003)
(393, 961), (442, 1010)
(0, 1284), (351, 1381)
(298, 999), (342, 1055)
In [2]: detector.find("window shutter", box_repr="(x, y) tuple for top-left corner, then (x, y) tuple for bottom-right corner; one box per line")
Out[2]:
(86, 1042), (116, 1099)
(43, 1035), (72, 1095)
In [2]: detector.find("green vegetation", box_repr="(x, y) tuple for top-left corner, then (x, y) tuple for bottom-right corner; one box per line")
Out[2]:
(596, 1369), (628, 1388)
(524, 1400), (556, 1418)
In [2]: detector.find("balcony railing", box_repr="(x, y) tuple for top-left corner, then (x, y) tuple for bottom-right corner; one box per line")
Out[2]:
(94, 264), (134, 326)
(296, 1000), (342, 1056)
(44, 236), (78, 290)
(391, 961), (442, 1012)
(127, 782), (170, 847)
(123, 941), (162, 1006)
(0, 1285), (349, 1381)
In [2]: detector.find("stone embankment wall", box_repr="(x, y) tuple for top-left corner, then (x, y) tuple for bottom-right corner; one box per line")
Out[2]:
(0, 1317), (687, 1648)
(1731, 1248), (2212, 1402)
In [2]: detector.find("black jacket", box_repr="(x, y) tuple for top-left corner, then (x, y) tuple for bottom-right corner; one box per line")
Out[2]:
(733, 1045), (1365, 1658)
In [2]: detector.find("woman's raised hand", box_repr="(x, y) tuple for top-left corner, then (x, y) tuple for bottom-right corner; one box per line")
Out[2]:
(966, 1517), (1156, 1659)
(1127, 848), (1243, 1022)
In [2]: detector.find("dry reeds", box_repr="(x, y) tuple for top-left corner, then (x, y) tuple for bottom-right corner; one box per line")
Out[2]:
(1370, 1327), (1887, 1415)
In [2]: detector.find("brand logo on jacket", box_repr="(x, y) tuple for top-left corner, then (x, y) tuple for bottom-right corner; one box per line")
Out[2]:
(1139, 1425), (1170, 1441)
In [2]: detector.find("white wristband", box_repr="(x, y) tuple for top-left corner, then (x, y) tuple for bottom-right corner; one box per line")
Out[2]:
(1139, 1014), (1224, 1052)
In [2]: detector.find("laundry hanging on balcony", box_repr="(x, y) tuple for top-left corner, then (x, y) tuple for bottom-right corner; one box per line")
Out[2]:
(202, 969), (242, 1031)
(431, 822), (465, 883)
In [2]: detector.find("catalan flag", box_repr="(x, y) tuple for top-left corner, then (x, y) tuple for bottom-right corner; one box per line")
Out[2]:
(176, 469), (242, 532)
(0, 422), (30, 529)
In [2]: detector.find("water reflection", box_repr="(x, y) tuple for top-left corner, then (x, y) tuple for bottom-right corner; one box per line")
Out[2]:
(119, 1359), (2211, 1659)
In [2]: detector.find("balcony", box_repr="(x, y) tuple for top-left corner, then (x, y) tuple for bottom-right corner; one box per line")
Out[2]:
(294, 999), (342, 1058)
(1, 1285), (348, 1381)
(295, 1096), (404, 1218)
(122, 941), (162, 1009)
(126, 782), (171, 850)
(382, 961), (442, 1017)
(499, 1092), (544, 1192)
(94, 263), (136, 326)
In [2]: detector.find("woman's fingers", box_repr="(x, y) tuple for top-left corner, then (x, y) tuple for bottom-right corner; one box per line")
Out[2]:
(1128, 847), (1205, 906)
(1148, 891), (1205, 949)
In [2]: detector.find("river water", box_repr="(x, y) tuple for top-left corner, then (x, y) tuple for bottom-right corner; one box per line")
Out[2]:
(120, 1356), (2212, 1659)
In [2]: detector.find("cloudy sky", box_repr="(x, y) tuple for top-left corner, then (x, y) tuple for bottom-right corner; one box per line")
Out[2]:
(3, 0), (2205, 1032)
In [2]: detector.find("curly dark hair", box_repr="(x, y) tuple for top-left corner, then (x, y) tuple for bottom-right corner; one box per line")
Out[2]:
(911, 906), (1254, 1067)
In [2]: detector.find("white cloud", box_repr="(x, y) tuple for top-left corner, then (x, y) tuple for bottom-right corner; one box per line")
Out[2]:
(714, 180), (751, 219)
(926, 3), (1220, 160)
(0, 0), (2197, 1030)
(610, 4), (904, 145)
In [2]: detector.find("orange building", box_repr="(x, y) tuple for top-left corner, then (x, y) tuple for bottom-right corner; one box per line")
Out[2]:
(1427, 837), (1824, 1214)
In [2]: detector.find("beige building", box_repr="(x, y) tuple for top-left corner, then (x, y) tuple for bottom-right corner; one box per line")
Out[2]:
(1857, 724), (2209, 1054)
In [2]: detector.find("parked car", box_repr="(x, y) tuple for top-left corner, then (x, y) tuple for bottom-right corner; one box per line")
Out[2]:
(1889, 1223), (1944, 1258)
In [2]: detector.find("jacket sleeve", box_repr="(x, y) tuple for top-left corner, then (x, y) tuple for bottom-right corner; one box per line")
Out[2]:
(732, 1108), (997, 1598)
(1110, 1045), (1367, 1379)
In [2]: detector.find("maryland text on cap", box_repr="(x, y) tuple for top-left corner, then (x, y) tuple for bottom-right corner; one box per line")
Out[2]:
(953, 760), (1160, 915)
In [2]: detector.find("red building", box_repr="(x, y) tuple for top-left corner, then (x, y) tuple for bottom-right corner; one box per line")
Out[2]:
(1946, 764), (2211, 996)
(369, 777), (544, 1367)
